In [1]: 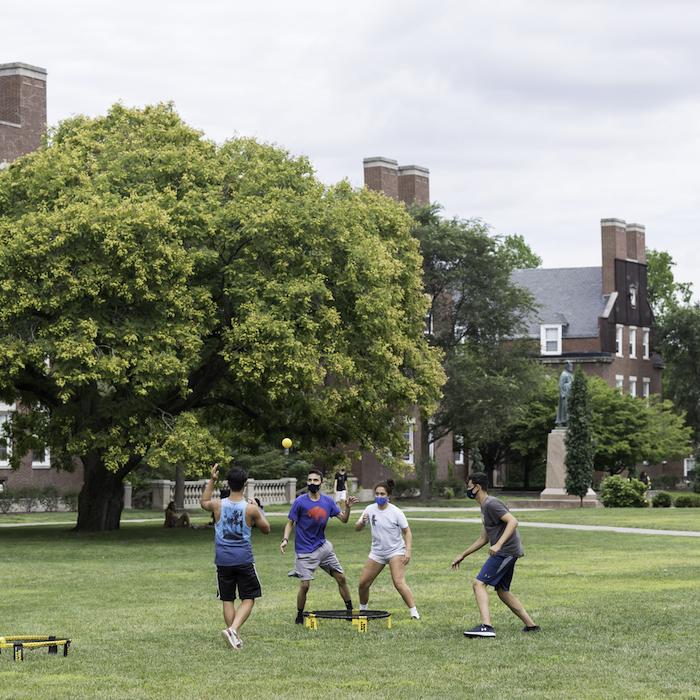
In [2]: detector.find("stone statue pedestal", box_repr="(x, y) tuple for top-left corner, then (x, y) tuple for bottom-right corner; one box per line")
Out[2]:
(540, 428), (598, 504)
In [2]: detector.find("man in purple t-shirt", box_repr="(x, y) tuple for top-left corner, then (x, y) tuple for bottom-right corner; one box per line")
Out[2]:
(280, 468), (358, 624)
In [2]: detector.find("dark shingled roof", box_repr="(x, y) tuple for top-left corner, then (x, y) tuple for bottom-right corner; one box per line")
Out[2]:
(511, 267), (606, 338)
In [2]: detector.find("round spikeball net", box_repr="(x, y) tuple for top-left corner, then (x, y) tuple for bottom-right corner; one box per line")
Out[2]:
(0, 635), (71, 662)
(303, 610), (391, 633)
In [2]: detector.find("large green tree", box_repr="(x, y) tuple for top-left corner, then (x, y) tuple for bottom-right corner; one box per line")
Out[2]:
(0, 104), (443, 530)
(656, 303), (700, 444)
(646, 248), (693, 321)
(410, 204), (538, 490)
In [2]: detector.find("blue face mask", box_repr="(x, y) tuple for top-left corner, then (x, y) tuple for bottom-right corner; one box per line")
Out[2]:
(375, 496), (388, 506)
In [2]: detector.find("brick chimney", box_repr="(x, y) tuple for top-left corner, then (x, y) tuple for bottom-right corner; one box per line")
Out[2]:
(0, 62), (47, 165)
(363, 157), (430, 206)
(601, 218), (646, 295)
(398, 164), (429, 206)
(363, 157), (399, 200)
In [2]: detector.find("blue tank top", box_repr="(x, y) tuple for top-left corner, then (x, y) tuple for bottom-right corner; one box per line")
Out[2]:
(215, 499), (253, 566)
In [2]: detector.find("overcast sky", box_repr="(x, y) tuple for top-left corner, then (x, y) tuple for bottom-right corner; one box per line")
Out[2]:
(4, 0), (700, 293)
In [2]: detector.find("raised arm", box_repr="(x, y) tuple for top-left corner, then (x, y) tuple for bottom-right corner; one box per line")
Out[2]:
(355, 508), (369, 531)
(200, 464), (219, 513)
(337, 495), (358, 524)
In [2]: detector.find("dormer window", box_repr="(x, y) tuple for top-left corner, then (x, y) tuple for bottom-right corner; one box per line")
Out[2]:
(629, 284), (638, 308)
(540, 324), (562, 355)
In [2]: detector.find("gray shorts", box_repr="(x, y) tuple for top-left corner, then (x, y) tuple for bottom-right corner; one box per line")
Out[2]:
(288, 540), (344, 581)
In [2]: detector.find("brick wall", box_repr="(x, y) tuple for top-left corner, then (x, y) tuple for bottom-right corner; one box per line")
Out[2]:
(0, 63), (47, 164)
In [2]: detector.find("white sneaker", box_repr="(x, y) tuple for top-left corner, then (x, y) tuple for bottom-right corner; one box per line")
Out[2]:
(221, 628), (242, 649)
(410, 611), (420, 620)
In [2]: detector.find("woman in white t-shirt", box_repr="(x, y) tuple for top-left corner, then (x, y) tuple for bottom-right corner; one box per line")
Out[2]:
(354, 480), (419, 619)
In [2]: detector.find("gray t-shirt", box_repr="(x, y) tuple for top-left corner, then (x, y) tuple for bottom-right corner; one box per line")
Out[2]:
(481, 496), (524, 558)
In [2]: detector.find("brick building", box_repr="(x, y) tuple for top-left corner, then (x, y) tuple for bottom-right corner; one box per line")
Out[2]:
(511, 219), (661, 397)
(0, 62), (84, 494)
(350, 157), (466, 490)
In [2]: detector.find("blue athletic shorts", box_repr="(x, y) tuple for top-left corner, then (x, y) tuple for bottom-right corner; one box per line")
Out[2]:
(476, 553), (517, 591)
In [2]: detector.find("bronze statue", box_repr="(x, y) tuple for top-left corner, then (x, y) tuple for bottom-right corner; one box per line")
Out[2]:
(556, 361), (574, 426)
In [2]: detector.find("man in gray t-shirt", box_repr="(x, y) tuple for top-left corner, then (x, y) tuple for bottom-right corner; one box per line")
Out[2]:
(451, 472), (538, 638)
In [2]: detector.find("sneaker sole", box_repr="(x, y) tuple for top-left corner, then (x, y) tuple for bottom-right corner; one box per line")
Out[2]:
(463, 631), (496, 637)
(221, 629), (241, 650)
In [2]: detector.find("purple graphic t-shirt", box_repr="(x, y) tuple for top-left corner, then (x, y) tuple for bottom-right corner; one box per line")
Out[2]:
(288, 494), (340, 553)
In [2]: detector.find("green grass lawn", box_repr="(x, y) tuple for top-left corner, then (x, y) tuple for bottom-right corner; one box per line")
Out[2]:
(1, 516), (699, 699)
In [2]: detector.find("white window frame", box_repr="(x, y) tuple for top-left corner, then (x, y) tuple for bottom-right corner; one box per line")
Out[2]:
(684, 457), (696, 478)
(423, 312), (433, 336)
(642, 328), (650, 359)
(540, 324), (562, 356)
(0, 403), (13, 469)
(402, 419), (415, 465)
(642, 377), (651, 399)
(428, 423), (435, 460)
(453, 434), (465, 465)
(629, 326), (637, 359)
(616, 325), (624, 358)
(629, 284), (638, 308)
(454, 322), (467, 344)
(32, 445), (51, 469)
(615, 375), (624, 393)
(629, 376), (637, 397)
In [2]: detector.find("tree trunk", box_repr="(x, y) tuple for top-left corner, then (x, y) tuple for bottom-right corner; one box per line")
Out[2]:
(174, 465), (185, 511)
(75, 452), (125, 532)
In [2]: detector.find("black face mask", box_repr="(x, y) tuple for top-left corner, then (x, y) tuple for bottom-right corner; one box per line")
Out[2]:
(466, 486), (478, 499)
(307, 483), (320, 494)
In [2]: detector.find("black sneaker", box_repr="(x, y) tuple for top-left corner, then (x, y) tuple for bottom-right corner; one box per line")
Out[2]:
(463, 624), (496, 638)
(295, 611), (304, 625)
(522, 625), (540, 633)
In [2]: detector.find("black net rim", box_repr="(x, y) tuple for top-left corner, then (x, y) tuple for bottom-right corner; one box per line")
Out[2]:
(1, 636), (70, 643)
(304, 610), (390, 620)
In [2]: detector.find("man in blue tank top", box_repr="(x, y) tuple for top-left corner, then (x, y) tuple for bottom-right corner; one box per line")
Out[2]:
(200, 463), (270, 649)
(280, 468), (358, 624)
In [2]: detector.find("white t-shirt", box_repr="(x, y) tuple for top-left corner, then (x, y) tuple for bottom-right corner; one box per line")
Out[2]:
(361, 503), (409, 556)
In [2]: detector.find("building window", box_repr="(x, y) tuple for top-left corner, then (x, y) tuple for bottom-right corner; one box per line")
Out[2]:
(642, 378), (651, 399)
(629, 376), (637, 397)
(684, 457), (696, 478)
(629, 327), (637, 358)
(0, 404), (13, 469)
(629, 284), (637, 308)
(454, 322), (467, 344)
(615, 375), (624, 393)
(642, 328), (650, 359)
(32, 445), (51, 469)
(428, 423), (435, 460)
(423, 312), (433, 337)
(453, 435), (464, 465)
(402, 420), (415, 465)
(540, 325), (562, 355)
(616, 325), (624, 357)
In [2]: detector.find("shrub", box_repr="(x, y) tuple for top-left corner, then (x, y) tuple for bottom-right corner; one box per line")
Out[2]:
(0, 492), (13, 514)
(435, 479), (465, 499)
(40, 486), (60, 512)
(14, 486), (43, 513)
(673, 494), (700, 508)
(652, 475), (679, 490)
(599, 475), (649, 508)
(62, 491), (79, 511)
(393, 479), (420, 498)
(651, 491), (673, 508)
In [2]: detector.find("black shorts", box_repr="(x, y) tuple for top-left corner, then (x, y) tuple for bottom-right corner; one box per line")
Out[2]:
(216, 563), (262, 601)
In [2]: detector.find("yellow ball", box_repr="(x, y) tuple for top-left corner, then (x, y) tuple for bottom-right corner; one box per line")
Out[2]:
(282, 438), (292, 449)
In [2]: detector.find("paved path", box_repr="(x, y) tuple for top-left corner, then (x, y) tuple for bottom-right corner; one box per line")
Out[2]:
(2, 512), (699, 538)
